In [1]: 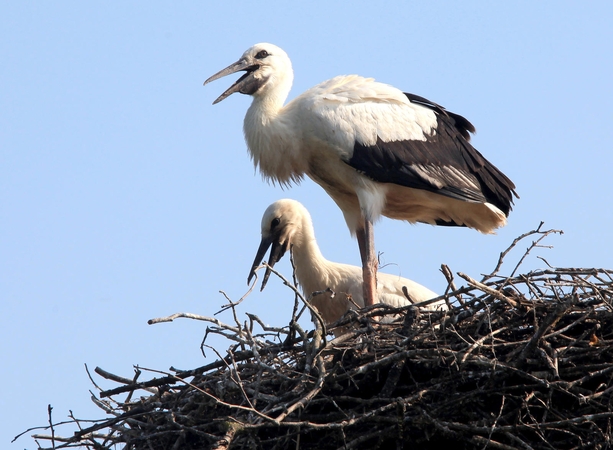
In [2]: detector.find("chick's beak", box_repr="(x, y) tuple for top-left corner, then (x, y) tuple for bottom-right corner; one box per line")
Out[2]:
(247, 235), (288, 291)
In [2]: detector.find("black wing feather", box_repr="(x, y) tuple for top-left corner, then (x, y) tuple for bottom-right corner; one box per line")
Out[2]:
(346, 93), (518, 216)
(404, 93), (476, 140)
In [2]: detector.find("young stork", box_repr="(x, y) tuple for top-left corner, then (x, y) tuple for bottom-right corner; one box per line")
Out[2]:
(205, 43), (518, 308)
(248, 199), (444, 330)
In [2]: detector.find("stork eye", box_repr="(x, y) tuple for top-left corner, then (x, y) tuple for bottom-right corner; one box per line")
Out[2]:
(271, 217), (281, 229)
(255, 50), (269, 59)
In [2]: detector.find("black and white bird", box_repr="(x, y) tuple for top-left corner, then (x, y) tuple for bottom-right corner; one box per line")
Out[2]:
(248, 199), (444, 330)
(205, 43), (517, 308)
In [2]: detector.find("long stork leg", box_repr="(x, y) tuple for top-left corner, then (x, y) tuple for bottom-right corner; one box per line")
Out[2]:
(356, 218), (377, 307)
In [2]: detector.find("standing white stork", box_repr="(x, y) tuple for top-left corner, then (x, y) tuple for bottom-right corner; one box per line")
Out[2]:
(248, 199), (445, 330)
(204, 43), (517, 308)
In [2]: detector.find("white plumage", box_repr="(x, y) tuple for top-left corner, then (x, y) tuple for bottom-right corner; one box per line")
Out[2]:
(205, 43), (517, 308)
(248, 199), (445, 329)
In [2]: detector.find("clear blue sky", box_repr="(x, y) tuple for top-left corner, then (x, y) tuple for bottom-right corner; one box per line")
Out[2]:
(2, 1), (612, 446)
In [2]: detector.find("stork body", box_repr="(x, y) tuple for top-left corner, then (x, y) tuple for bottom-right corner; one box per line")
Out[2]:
(248, 199), (444, 329)
(205, 43), (517, 307)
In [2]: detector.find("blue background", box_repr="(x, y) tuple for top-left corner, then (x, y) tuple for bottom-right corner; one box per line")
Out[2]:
(2, 1), (612, 446)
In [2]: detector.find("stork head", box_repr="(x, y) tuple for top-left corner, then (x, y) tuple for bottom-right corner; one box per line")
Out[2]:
(204, 43), (293, 105)
(248, 199), (306, 290)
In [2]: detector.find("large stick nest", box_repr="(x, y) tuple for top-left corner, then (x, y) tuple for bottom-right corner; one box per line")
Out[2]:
(19, 225), (613, 449)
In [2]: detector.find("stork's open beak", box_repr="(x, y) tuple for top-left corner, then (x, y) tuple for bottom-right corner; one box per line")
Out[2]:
(203, 58), (260, 104)
(248, 235), (288, 291)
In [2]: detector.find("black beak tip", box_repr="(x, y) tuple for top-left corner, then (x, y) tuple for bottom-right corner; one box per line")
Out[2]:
(260, 267), (273, 291)
(247, 271), (255, 286)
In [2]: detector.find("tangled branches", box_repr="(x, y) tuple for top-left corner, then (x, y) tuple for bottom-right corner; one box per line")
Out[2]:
(16, 225), (613, 449)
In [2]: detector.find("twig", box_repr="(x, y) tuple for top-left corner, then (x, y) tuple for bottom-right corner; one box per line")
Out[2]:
(458, 272), (519, 308)
(47, 404), (55, 450)
(484, 222), (563, 282)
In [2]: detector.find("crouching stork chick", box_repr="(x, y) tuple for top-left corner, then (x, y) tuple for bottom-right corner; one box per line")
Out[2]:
(248, 199), (446, 330)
